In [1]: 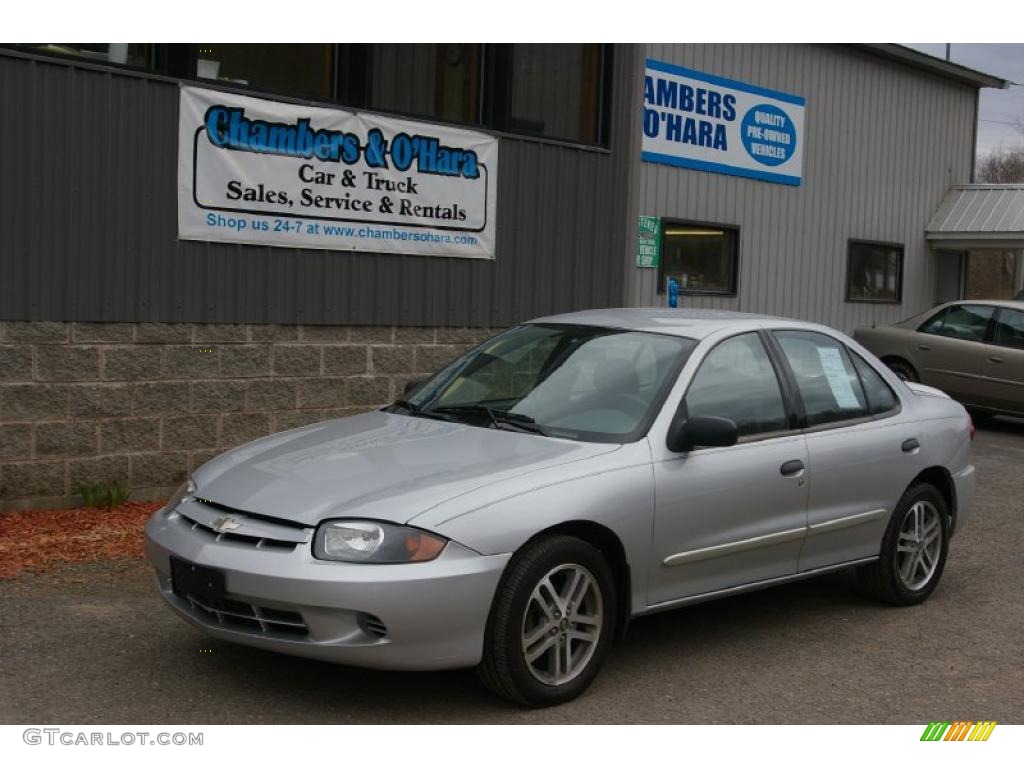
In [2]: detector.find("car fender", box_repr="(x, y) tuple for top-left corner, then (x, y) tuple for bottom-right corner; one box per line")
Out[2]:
(410, 439), (656, 616)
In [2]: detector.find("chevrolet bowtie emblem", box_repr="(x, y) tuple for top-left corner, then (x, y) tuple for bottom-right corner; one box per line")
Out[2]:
(212, 517), (241, 533)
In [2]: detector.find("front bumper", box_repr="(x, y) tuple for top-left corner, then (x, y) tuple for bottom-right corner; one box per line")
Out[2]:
(144, 508), (509, 671)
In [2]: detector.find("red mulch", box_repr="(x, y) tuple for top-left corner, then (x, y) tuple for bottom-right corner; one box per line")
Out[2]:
(0, 501), (164, 579)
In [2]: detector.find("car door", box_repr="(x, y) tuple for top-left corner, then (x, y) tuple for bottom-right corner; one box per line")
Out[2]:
(648, 331), (809, 606)
(979, 307), (1024, 414)
(770, 330), (924, 571)
(913, 304), (996, 403)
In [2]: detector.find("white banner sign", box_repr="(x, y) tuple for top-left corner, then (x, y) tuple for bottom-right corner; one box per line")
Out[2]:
(177, 86), (498, 258)
(641, 59), (805, 186)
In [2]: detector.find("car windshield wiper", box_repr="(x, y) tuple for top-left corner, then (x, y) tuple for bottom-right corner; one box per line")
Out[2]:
(432, 404), (549, 436)
(390, 399), (460, 423)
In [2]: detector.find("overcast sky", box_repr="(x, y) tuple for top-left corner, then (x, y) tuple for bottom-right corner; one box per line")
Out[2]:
(906, 44), (1024, 157)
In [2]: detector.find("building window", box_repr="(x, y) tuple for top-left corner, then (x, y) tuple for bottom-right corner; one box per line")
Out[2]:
(659, 222), (739, 295)
(26, 44), (154, 70)
(847, 240), (903, 303)
(344, 44), (482, 125)
(964, 250), (1019, 299)
(11, 43), (611, 145)
(487, 44), (608, 145)
(196, 44), (334, 100)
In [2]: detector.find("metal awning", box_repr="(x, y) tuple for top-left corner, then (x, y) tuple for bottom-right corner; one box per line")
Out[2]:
(927, 185), (1024, 250)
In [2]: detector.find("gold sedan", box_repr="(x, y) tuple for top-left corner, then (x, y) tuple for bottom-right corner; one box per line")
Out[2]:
(854, 300), (1024, 418)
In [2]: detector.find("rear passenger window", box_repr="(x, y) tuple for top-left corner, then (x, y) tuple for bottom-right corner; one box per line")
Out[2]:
(850, 352), (899, 415)
(993, 308), (1024, 350)
(685, 333), (789, 438)
(774, 331), (868, 426)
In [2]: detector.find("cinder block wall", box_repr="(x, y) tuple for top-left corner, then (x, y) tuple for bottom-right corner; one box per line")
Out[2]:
(0, 322), (496, 511)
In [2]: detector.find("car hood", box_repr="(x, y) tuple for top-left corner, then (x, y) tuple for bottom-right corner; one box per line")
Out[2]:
(192, 411), (620, 527)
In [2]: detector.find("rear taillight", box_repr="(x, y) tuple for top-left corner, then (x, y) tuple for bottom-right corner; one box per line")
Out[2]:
(968, 414), (976, 442)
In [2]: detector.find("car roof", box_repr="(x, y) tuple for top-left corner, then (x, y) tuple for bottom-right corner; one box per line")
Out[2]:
(939, 299), (1024, 310)
(526, 308), (814, 340)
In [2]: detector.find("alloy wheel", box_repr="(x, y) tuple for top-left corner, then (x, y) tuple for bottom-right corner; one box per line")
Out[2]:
(895, 500), (943, 591)
(520, 563), (603, 686)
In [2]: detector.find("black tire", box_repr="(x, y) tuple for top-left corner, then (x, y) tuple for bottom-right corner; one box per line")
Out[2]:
(966, 408), (995, 426)
(477, 535), (617, 707)
(857, 483), (950, 606)
(885, 359), (918, 383)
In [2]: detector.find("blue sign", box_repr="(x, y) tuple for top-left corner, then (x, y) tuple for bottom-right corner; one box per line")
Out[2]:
(641, 59), (806, 186)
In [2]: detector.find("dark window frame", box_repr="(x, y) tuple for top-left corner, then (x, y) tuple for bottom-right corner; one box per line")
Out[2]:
(483, 43), (612, 148)
(3, 43), (191, 78)
(337, 44), (486, 131)
(846, 239), (905, 304)
(3, 43), (613, 150)
(657, 219), (741, 297)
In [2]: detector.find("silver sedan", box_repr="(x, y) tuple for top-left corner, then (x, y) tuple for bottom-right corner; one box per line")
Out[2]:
(145, 309), (975, 706)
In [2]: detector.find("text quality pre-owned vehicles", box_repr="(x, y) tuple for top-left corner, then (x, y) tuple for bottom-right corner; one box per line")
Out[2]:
(854, 299), (1024, 418)
(146, 309), (975, 707)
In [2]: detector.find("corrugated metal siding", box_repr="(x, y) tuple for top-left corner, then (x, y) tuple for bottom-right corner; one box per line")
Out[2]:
(626, 44), (979, 334)
(927, 185), (1024, 234)
(0, 47), (636, 326)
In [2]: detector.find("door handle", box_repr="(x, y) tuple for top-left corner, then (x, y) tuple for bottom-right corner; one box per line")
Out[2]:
(916, 344), (931, 351)
(901, 438), (920, 453)
(989, 355), (1004, 364)
(780, 459), (805, 476)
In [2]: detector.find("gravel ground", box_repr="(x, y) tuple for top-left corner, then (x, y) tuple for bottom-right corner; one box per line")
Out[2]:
(1, 418), (1021, 724)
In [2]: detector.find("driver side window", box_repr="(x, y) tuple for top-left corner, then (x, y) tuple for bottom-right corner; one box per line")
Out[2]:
(685, 333), (789, 438)
(919, 304), (994, 342)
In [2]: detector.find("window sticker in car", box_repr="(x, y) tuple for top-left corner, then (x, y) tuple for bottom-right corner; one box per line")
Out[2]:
(816, 347), (860, 410)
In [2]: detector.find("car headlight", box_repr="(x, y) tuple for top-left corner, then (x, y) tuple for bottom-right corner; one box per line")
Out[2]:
(313, 520), (447, 563)
(164, 477), (196, 514)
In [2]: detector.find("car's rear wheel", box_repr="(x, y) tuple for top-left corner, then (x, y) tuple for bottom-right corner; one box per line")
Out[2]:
(477, 535), (616, 707)
(885, 358), (918, 382)
(967, 407), (995, 426)
(858, 483), (949, 605)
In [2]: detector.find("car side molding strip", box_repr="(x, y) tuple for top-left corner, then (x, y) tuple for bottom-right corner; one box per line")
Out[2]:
(661, 509), (888, 567)
(641, 556), (880, 615)
(806, 508), (889, 537)
(662, 527), (807, 567)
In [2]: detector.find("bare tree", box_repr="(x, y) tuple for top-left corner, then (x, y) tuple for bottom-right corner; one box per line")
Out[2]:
(976, 145), (1024, 183)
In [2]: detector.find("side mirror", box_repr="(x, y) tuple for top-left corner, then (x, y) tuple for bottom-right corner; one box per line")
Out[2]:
(402, 378), (425, 396)
(666, 415), (738, 453)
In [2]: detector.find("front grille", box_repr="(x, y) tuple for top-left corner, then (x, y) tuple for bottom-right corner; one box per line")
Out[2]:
(175, 514), (297, 550)
(178, 591), (309, 637)
(174, 500), (311, 551)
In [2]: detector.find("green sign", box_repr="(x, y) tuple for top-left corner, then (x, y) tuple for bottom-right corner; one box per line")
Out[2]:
(636, 216), (661, 268)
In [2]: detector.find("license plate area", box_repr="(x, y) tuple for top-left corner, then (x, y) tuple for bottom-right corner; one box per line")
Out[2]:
(170, 557), (227, 609)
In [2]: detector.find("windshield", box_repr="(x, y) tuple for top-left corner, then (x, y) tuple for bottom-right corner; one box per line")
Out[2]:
(395, 324), (696, 443)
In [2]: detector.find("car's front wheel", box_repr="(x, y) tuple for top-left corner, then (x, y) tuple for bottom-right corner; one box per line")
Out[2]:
(478, 535), (616, 707)
(858, 483), (950, 605)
